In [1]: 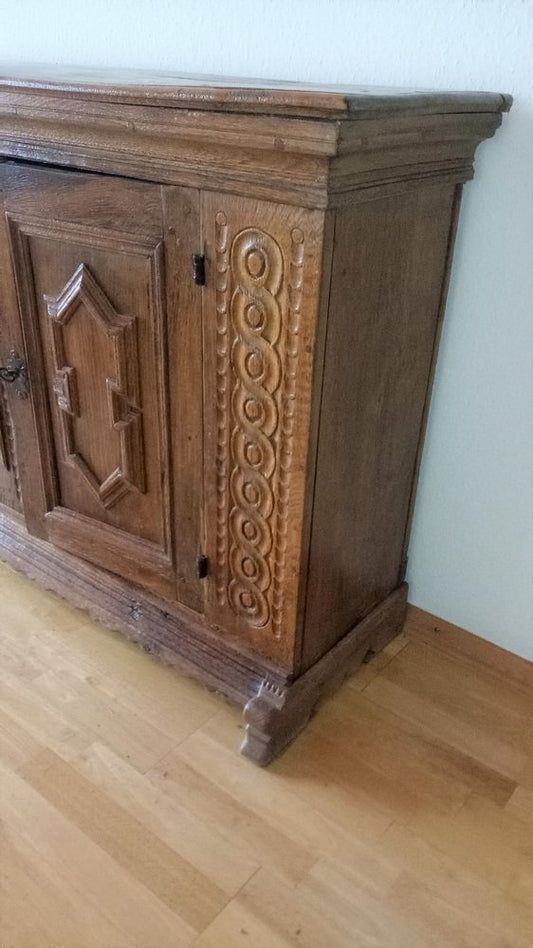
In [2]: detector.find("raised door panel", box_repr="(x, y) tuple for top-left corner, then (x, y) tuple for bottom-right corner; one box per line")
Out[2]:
(0, 165), (202, 605)
(201, 192), (327, 667)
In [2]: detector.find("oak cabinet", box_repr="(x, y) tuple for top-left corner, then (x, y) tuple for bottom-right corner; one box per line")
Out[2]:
(0, 67), (510, 762)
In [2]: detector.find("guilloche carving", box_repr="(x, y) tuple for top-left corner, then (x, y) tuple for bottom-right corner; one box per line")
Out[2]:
(215, 218), (307, 638)
(227, 228), (283, 628)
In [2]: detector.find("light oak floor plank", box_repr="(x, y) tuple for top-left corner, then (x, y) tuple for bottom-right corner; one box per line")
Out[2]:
(1, 560), (532, 947)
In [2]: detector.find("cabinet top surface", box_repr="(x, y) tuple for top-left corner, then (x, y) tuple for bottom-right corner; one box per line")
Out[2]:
(0, 63), (511, 118)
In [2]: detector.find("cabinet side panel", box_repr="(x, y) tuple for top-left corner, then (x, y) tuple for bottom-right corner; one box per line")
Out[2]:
(302, 185), (457, 670)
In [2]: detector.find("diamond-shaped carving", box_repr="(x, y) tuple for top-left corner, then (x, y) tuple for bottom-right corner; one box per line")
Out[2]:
(45, 263), (145, 508)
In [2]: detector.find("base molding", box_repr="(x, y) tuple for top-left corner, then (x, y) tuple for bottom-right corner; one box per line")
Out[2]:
(242, 585), (408, 764)
(0, 509), (408, 764)
(0, 510), (285, 705)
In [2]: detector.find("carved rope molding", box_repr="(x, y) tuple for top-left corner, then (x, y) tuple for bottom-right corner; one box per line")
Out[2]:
(214, 217), (306, 636)
(0, 384), (22, 502)
(227, 226), (283, 629)
(271, 227), (304, 638)
(215, 211), (230, 605)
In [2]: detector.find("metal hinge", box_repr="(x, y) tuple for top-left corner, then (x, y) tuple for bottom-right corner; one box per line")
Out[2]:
(192, 253), (206, 286)
(197, 554), (209, 579)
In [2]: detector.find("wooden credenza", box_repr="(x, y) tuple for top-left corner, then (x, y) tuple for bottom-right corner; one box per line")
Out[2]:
(0, 67), (510, 763)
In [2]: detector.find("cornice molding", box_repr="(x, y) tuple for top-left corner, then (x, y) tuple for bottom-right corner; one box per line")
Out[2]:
(0, 80), (508, 208)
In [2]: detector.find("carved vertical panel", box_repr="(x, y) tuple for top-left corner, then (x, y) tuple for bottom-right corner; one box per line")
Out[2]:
(209, 203), (322, 654)
(228, 228), (283, 628)
(215, 221), (288, 629)
(204, 193), (326, 665)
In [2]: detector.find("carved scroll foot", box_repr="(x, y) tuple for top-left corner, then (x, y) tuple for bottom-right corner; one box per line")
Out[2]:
(241, 679), (313, 766)
(240, 583), (408, 766)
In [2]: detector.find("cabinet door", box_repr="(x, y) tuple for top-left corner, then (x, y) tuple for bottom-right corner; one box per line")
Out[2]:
(0, 165), (203, 605)
(201, 192), (327, 667)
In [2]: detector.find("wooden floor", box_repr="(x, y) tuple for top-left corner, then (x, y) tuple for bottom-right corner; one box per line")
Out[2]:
(1, 561), (532, 948)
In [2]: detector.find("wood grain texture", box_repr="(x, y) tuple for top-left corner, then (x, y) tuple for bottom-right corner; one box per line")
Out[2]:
(1, 561), (531, 948)
(398, 185), (463, 576)
(201, 192), (326, 667)
(45, 262), (146, 507)
(242, 584), (407, 765)
(0, 174), (51, 535)
(406, 604), (533, 690)
(1, 163), (177, 598)
(0, 383), (21, 511)
(0, 509), (288, 709)
(0, 71), (510, 208)
(0, 64), (512, 116)
(162, 186), (205, 613)
(0, 510), (408, 767)
(302, 184), (458, 670)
